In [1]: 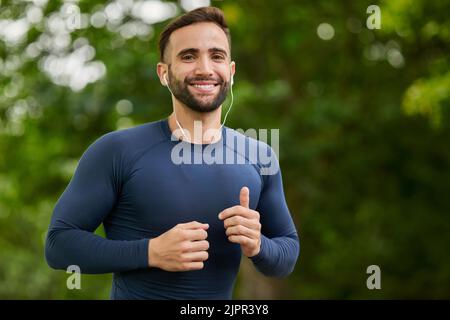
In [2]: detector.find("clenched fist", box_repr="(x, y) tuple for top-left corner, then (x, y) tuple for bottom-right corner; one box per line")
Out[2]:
(148, 221), (210, 271)
(218, 187), (261, 257)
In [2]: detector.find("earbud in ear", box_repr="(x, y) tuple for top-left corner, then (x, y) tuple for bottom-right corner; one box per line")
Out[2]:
(164, 74), (168, 86)
(229, 62), (234, 86)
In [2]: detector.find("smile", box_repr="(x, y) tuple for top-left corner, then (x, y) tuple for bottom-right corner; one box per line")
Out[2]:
(189, 83), (219, 93)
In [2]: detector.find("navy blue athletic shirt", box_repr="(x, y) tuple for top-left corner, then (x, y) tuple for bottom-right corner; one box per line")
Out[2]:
(45, 118), (300, 299)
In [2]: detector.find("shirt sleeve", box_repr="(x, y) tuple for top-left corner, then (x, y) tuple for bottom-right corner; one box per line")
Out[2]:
(250, 145), (300, 278)
(44, 132), (149, 274)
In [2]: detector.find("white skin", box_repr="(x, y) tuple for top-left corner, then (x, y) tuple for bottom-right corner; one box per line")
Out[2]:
(148, 22), (261, 272)
(157, 21), (234, 144)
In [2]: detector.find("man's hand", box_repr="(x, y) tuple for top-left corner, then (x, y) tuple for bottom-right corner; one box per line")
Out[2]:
(218, 187), (261, 257)
(148, 221), (209, 271)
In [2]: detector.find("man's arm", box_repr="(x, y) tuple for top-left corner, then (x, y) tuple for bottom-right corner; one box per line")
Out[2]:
(44, 133), (149, 274)
(218, 143), (300, 278)
(248, 151), (300, 278)
(250, 153), (300, 278)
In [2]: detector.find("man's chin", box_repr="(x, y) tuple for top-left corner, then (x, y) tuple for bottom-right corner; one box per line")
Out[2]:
(188, 103), (220, 113)
(187, 97), (221, 113)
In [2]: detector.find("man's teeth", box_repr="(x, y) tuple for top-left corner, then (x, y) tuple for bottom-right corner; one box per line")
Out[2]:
(192, 84), (215, 89)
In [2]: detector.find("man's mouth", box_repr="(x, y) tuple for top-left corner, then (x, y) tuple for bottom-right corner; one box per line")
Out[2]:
(189, 81), (220, 94)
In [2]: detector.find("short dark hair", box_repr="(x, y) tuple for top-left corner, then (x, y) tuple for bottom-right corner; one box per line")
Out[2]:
(158, 7), (231, 62)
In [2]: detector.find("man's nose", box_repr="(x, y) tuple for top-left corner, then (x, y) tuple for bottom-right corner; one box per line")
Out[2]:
(194, 56), (214, 76)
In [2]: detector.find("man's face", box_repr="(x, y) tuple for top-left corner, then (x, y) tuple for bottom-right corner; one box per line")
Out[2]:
(163, 22), (233, 113)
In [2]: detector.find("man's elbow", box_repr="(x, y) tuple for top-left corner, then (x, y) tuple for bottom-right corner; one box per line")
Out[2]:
(258, 259), (296, 278)
(44, 231), (66, 270)
(276, 233), (300, 277)
(261, 235), (300, 278)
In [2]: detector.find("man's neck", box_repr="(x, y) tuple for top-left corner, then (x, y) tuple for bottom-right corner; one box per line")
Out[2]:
(168, 103), (223, 144)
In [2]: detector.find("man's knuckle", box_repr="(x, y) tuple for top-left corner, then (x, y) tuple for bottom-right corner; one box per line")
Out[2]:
(176, 230), (186, 239)
(180, 242), (189, 251)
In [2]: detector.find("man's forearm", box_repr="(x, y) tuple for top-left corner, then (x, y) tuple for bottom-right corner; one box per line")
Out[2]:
(45, 227), (149, 274)
(250, 233), (300, 278)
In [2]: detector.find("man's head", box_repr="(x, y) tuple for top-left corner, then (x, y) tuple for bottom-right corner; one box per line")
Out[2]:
(157, 7), (235, 113)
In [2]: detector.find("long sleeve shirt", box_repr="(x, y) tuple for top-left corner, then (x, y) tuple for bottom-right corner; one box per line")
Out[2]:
(45, 118), (300, 299)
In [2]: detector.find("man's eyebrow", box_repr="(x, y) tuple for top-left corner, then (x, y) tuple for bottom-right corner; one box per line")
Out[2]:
(208, 47), (228, 56)
(176, 47), (228, 57)
(176, 48), (199, 57)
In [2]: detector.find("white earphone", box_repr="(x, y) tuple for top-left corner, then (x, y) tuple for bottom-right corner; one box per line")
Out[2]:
(164, 73), (169, 86)
(164, 62), (235, 142)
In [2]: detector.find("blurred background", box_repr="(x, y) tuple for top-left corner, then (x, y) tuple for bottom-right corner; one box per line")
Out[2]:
(0, 0), (449, 299)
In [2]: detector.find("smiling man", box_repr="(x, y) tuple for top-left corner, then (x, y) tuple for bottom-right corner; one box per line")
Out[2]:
(45, 7), (300, 299)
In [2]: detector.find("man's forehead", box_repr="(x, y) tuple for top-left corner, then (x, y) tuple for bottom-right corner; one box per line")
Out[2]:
(168, 22), (230, 57)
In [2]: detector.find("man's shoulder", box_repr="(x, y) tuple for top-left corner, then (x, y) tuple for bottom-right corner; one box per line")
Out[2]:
(224, 126), (279, 176)
(224, 126), (274, 154)
(86, 119), (166, 157)
(97, 119), (164, 146)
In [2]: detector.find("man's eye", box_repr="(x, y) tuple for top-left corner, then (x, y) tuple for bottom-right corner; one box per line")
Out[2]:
(182, 55), (195, 61)
(212, 55), (225, 60)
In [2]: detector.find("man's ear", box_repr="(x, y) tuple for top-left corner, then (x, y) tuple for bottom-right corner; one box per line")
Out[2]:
(230, 61), (236, 83)
(156, 62), (168, 86)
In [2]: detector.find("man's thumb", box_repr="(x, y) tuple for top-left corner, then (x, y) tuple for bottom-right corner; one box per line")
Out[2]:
(240, 186), (250, 208)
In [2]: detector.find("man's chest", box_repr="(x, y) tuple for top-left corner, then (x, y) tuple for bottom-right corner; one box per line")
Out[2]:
(116, 154), (263, 236)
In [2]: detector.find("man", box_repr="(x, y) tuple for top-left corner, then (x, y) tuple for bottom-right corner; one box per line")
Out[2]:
(45, 6), (300, 299)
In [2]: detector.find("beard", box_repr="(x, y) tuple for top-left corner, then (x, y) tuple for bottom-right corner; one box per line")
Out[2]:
(167, 67), (230, 113)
